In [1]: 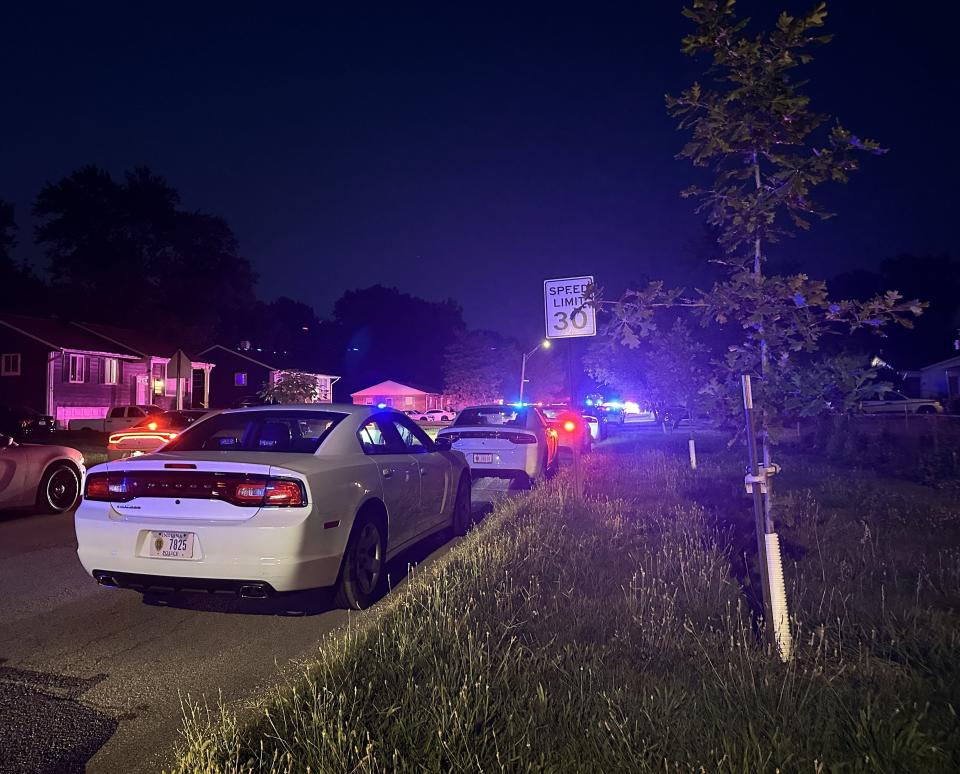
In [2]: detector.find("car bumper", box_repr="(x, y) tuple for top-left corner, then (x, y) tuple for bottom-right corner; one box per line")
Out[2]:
(453, 445), (538, 478)
(75, 504), (347, 593)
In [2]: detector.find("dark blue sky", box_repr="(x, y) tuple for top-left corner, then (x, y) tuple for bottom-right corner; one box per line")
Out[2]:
(3, 2), (957, 341)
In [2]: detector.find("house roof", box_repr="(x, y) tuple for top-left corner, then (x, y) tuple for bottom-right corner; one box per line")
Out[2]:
(0, 313), (140, 357)
(350, 379), (440, 397)
(71, 321), (211, 364)
(920, 353), (960, 372)
(197, 344), (339, 378)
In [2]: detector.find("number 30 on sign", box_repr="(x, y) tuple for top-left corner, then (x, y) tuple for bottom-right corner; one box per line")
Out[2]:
(544, 276), (597, 339)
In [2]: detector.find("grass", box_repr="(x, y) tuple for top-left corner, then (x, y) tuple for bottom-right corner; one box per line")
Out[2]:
(171, 432), (960, 773)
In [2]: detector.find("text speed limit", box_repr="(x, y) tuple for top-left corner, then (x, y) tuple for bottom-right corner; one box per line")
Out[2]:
(544, 276), (596, 339)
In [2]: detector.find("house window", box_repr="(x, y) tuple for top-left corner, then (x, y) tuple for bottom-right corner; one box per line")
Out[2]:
(1, 353), (20, 376)
(68, 354), (86, 383)
(404, 396), (414, 406)
(234, 372), (248, 387)
(103, 358), (119, 384)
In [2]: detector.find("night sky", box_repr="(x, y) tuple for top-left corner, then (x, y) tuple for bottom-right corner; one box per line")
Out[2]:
(3, 2), (957, 342)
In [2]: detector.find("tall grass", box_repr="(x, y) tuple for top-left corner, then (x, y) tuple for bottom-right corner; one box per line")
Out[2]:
(172, 438), (960, 773)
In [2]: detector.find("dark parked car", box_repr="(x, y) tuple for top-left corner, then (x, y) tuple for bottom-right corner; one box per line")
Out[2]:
(0, 405), (56, 439)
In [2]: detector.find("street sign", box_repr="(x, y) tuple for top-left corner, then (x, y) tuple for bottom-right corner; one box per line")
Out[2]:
(165, 350), (193, 380)
(544, 276), (596, 339)
(166, 350), (193, 411)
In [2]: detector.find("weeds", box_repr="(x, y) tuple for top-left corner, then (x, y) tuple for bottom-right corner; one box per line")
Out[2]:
(172, 436), (960, 773)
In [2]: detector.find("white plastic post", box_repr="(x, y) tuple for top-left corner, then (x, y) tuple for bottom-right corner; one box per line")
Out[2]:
(688, 438), (697, 470)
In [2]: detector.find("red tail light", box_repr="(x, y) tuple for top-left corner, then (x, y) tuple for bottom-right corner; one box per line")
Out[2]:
(84, 472), (307, 507)
(562, 420), (577, 433)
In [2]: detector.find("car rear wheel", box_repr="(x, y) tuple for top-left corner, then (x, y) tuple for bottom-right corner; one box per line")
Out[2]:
(450, 476), (472, 536)
(917, 406), (936, 415)
(36, 463), (80, 513)
(334, 513), (387, 610)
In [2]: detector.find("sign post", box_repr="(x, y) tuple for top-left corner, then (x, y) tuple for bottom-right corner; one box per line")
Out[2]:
(544, 277), (596, 499)
(166, 350), (193, 411)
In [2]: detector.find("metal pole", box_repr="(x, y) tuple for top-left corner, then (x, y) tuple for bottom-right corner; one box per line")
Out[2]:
(519, 352), (527, 403)
(742, 375), (774, 643)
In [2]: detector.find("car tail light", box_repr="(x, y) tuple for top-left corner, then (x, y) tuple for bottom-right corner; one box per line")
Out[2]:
(440, 432), (459, 442)
(84, 472), (306, 507)
(562, 420), (577, 433)
(85, 475), (111, 500)
(265, 480), (305, 506)
(508, 433), (537, 444)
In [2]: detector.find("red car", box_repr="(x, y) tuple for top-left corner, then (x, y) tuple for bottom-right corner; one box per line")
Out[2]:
(540, 405), (592, 453)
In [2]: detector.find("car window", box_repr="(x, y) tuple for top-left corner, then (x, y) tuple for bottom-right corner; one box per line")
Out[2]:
(129, 407), (147, 417)
(108, 407), (126, 419)
(887, 392), (906, 401)
(358, 418), (407, 455)
(164, 410), (344, 453)
(391, 417), (432, 453)
(455, 407), (527, 427)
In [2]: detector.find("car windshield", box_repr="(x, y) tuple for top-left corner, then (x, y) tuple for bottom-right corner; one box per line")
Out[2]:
(164, 410), (345, 454)
(454, 406), (528, 428)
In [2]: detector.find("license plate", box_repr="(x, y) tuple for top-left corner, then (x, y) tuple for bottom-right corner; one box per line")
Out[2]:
(149, 531), (195, 559)
(473, 453), (494, 464)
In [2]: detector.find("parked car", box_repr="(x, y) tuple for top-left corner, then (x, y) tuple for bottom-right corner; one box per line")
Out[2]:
(0, 433), (85, 513)
(407, 409), (457, 422)
(107, 410), (212, 460)
(541, 405), (592, 453)
(437, 404), (558, 486)
(0, 405), (56, 439)
(69, 405), (164, 433)
(860, 391), (943, 415)
(75, 405), (471, 609)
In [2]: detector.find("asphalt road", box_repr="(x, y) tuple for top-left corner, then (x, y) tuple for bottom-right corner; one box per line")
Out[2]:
(0, 478), (520, 774)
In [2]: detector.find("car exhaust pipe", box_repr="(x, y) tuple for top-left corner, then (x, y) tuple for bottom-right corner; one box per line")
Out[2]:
(95, 573), (120, 588)
(239, 584), (269, 599)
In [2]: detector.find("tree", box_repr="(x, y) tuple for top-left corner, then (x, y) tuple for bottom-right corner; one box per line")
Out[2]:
(443, 330), (519, 407)
(258, 370), (325, 404)
(585, 316), (710, 426)
(33, 166), (257, 347)
(600, 1), (921, 436)
(0, 199), (15, 263)
(0, 199), (46, 313)
(330, 285), (466, 393)
(832, 254), (960, 367)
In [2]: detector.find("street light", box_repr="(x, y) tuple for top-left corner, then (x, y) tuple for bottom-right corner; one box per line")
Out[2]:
(519, 339), (551, 404)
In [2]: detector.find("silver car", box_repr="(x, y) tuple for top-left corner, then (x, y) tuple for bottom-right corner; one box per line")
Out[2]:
(0, 433), (85, 513)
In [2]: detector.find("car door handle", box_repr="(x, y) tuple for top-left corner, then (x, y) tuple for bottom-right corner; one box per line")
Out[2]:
(420, 469), (427, 475)
(382, 469), (394, 478)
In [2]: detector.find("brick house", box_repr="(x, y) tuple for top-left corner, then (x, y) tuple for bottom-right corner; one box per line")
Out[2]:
(350, 380), (447, 412)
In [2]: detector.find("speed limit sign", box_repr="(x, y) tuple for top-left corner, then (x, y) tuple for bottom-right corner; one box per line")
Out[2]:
(544, 276), (596, 339)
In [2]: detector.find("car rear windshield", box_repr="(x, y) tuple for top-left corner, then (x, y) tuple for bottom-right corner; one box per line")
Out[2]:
(163, 411), (345, 454)
(454, 407), (528, 428)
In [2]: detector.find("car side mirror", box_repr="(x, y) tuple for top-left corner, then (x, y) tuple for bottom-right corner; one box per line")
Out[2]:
(1, 435), (14, 447)
(434, 437), (452, 451)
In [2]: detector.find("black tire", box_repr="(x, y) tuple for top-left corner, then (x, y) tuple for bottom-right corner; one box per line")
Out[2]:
(334, 510), (387, 610)
(917, 406), (936, 415)
(450, 476), (472, 537)
(36, 462), (80, 514)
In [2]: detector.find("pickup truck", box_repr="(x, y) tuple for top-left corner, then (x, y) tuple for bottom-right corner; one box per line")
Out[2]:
(69, 405), (164, 433)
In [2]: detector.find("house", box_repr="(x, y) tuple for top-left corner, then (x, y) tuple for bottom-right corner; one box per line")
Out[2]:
(918, 353), (960, 412)
(71, 321), (215, 411)
(197, 344), (340, 408)
(0, 314), (142, 426)
(350, 380), (447, 412)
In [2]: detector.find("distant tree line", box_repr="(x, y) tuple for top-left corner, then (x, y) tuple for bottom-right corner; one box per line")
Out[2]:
(1, 166), (571, 400)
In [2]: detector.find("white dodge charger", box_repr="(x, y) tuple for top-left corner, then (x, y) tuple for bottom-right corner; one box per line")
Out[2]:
(75, 405), (471, 609)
